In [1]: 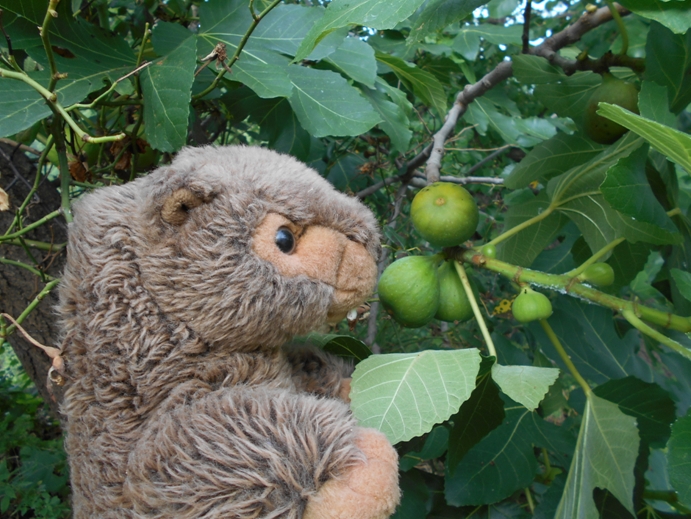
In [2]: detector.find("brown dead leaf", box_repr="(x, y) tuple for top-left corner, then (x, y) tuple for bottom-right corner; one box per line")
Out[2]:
(0, 187), (10, 211)
(69, 158), (88, 182)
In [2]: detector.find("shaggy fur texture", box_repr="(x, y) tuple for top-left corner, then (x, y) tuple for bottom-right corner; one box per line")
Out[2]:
(58, 146), (400, 518)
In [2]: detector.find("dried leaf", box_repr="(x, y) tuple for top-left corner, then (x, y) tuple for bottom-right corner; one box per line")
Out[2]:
(0, 186), (10, 211)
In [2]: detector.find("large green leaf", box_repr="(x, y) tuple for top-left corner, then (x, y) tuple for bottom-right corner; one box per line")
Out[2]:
(496, 195), (569, 267)
(513, 54), (571, 85)
(305, 333), (373, 362)
(597, 103), (691, 174)
(607, 240), (653, 294)
(467, 97), (556, 147)
(505, 132), (607, 189)
(618, 0), (691, 35)
(667, 410), (691, 507)
(446, 361), (505, 472)
(446, 406), (576, 506)
(325, 37), (377, 88)
(350, 349), (482, 444)
(600, 144), (680, 241)
(375, 53), (447, 117)
(548, 134), (644, 205)
(491, 364), (560, 411)
(531, 222), (580, 274)
(287, 66), (382, 137)
(451, 23), (522, 61)
(547, 133), (678, 250)
(141, 23), (197, 152)
(0, 71), (89, 138)
(555, 394), (639, 518)
(670, 268), (691, 303)
(408, 0), (490, 42)
(399, 425), (449, 471)
(197, 0), (293, 99)
(639, 80), (677, 127)
(0, 0), (136, 137)
(593, 377), (676, 448)
(2, 0), (135, 78)
(294, 0), (426, 61)
(534, 71), (600, 122)
(360, 87), (412, 152)
(533, 298), (652, 385)
(248, 4), (323, 57)
(0, 8), (42, 50)
(645, 22), (691, 114)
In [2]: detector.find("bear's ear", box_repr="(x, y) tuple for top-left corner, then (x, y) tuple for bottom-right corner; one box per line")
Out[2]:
(161, 188), (205, 225)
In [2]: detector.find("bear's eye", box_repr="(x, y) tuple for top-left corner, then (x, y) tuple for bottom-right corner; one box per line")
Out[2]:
(275, 227), (295, 254)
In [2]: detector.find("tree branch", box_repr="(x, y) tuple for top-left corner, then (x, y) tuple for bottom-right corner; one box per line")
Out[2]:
(424, 3), (630, 183)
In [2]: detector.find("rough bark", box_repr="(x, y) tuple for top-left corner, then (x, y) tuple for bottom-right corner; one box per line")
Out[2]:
(0, 143), (67, 418)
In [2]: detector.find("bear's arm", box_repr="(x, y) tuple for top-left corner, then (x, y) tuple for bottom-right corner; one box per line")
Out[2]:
(124, 387), (399, 519)
(283, 346), (353, 400)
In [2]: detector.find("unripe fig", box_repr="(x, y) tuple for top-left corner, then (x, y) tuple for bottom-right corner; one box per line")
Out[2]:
(579, 262), (614, 286)
(435, 261), (474, 323)
(378, 255), (440, 328)
(481, 244), (497, 259)
(584, 73), (639, 144)
(411, 182), (479, 248)
(512, 287), (553, 323)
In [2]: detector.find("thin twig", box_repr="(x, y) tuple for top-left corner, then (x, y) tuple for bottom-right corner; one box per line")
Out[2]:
(0, 138), (42, 156)
(522, 1), (532, 54)
(41, 0), (62, 92)
(356, 142), (433, 199)
(411, 176), (504, 188)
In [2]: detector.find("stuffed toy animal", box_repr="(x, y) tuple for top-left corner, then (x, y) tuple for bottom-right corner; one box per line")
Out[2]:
(57, 146), (400, 518)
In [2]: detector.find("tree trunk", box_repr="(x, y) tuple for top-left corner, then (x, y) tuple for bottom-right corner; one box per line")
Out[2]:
(1, 143), (67, 419)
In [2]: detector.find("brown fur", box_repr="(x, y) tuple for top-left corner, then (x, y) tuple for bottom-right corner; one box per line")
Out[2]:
(58, 146), (399, 518)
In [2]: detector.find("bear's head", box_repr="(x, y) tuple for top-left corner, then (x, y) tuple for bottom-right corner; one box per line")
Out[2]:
(65, 146), (380, 352)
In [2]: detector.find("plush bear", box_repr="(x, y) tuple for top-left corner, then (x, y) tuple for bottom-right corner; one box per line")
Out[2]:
(57, 146), (400, 518)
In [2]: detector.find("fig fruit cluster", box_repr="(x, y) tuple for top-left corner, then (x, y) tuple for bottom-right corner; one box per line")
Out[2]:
(378, 256), (476, 328)
(378, 182), (480, 328)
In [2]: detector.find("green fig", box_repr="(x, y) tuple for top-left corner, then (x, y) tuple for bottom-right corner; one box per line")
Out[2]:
(584, 73), (639, 144)
(481, 244), (497, 259)
(411, 183), (479, 248)
(512, 287), (553, 323)
(378, 255), (440, 328)
(579, 263), (615, 286)
(435, 261), (474, 323)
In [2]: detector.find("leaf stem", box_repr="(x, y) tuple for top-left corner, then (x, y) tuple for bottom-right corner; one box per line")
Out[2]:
(453, 260), (497, 357)
(41, 0), (61, 92)
(0, 67), (126, 143)
(565, 237), (625, 278)
(622, 309), (691, 361)
(541, 447), (552, 474)
(524, 487), (535, 513)
(460, 249), (691, 334)
(0, 209), (62, 241)
(2, 278), (61, 337)
(486, 206), (555, 247)
(539, 319), (591, 395)
(3, 135), (54, 236)
(2, 238), (65, 251)
(68, 61), (151, 111)
(0, 257), (55, 279)
(0, 67), (56, 101)
(604, 0), (628, 56)
(191, 0), (282, 100)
